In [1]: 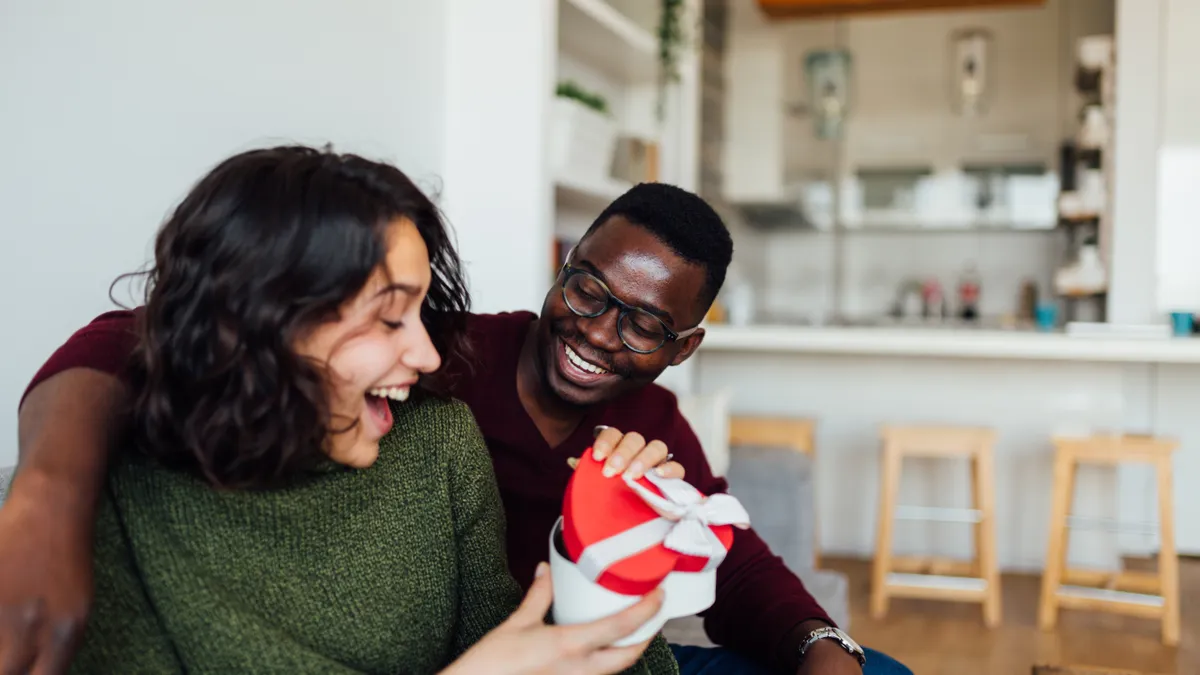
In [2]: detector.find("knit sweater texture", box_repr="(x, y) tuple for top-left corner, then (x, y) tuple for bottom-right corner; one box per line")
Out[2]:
(70, 396), (678, 675)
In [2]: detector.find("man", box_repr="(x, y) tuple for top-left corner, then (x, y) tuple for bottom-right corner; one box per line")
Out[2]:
(1, 183), (909, 674)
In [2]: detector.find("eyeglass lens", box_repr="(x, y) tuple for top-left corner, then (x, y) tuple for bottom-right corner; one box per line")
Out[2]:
(563, 272), (666, 353)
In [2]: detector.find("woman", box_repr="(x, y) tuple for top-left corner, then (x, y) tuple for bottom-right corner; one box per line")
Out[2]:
(66, 145), (677, 674)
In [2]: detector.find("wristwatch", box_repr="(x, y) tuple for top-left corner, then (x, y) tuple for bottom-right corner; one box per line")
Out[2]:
(798, 626), (866, 667)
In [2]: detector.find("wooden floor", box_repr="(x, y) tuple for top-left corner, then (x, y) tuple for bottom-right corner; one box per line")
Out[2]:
(824, 556), (1198, 675)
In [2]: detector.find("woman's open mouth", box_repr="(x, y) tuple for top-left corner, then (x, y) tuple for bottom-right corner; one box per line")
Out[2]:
(364, 386), (409, 435)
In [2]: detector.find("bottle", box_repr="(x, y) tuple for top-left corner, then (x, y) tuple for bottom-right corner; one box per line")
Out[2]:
(958, 264), (981, 322)
(1018, 279), (1038, 324)
(921, 278), (947, 321)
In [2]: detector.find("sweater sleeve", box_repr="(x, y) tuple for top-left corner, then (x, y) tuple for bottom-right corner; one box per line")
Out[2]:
(668, 410), (834, 674)
(445, 401), (525, 656)
(69, 486), (181, 674)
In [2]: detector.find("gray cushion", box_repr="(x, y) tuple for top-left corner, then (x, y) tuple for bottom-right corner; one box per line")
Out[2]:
(726, 445), (817, 575)
(0, 465), (12, 504)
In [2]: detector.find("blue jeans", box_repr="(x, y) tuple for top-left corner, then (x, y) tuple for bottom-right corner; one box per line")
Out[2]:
(670, 643), (912, 675)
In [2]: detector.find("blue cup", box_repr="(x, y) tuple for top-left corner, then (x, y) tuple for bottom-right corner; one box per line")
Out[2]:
(1035, 303), (1057, 332)
(1170, 312), (1194, 337)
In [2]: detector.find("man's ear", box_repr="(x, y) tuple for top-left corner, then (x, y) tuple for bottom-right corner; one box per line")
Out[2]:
(669, 327), (705, 367)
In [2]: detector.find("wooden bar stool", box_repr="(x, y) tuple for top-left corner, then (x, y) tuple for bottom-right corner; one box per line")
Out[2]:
(1037, 434), (1180, 646)
(728, 416), (819, 568)
(871, 425), (1002, 627)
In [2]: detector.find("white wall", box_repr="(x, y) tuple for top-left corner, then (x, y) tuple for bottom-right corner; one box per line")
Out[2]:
(1153, 0), (1200, 315)
(0, 0), (453, 465)
(443, 0), (556, 314)
(1107, 0), (1161, 324)
(1105, 0), (1200, 556)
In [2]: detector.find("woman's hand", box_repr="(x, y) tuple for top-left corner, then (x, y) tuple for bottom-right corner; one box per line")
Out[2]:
(587, 427), (685, 480)
(443, 563), (663, 675)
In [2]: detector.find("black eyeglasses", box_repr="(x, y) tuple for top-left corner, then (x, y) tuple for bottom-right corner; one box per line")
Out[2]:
(559, 262), (699, 354)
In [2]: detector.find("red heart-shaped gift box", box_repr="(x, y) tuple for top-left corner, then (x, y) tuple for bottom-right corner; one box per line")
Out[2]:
(561, 447), (735, 596)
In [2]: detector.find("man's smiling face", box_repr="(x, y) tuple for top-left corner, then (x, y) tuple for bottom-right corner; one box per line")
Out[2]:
(535, 216), (708, 407)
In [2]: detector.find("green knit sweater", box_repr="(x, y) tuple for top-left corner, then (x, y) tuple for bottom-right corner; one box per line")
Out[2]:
(71, 397), (678, 675)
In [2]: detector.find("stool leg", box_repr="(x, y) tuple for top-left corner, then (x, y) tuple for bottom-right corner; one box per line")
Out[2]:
(972, 447), (1002, 627)
(811, 446), (822, 570)
(970, 455), (984, 578)
(1038, 450), (1075, 631)
(870, 442), (902, 620)
(1156, 456), (1180, 647)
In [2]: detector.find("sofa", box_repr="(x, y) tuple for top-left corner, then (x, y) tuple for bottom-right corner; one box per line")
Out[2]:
(0, 428), (852, 645)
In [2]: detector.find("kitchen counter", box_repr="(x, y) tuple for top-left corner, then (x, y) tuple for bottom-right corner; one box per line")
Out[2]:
(688, 322), (1200, 569)
(699, 323), (1200, 363)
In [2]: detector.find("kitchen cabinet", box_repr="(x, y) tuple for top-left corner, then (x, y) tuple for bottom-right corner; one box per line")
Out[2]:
(723, 0), (1076, 230)
(757, 0), (1044, 19)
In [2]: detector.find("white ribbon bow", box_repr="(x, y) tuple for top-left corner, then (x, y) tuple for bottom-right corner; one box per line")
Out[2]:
(574, 472), (751, 584)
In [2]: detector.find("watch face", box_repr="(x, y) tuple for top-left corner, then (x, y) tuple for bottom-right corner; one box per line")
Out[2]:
(837, 629), (863, 654)
(844, 629), (864, 653)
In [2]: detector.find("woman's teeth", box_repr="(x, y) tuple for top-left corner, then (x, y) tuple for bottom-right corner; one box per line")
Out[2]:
(565, 343), (608, 375)
(368, 386), (410, 402)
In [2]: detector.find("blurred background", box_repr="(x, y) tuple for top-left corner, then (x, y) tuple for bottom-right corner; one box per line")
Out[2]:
(2, 0), (1198, 672)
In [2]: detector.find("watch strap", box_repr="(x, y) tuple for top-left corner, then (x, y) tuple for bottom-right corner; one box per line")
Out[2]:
(798, 626), (866, 667)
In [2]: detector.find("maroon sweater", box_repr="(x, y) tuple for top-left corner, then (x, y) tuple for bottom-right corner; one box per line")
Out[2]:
(23, 309), (832, 672)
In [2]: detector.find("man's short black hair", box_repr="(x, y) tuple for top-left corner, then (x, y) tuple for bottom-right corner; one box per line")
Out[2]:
(584, 182), (733, 312)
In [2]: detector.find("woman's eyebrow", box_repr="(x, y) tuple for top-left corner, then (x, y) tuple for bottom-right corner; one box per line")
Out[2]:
(375, 282), (420, 297)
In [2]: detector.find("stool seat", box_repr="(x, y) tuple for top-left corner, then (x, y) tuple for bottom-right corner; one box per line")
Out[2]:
(878, 425), (995, 457)
(1038, 434), (1180, 646)
(871, 424), (1002, 627)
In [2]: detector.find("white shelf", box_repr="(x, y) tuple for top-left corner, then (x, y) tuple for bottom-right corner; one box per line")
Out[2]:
(558, 0), (658, 85)
(555, 173), (633, 212)
(698, 324), (1200, 364)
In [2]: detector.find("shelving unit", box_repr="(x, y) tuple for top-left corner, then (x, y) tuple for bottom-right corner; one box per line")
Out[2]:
(1054, 34), (1115, 324)
(558, 0), (658, 85)
(554, 172), (635, 211)
(549, 0), (703, 273)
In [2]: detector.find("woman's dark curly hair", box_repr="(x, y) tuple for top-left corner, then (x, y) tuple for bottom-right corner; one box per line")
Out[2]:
(125, 145), (471, 490)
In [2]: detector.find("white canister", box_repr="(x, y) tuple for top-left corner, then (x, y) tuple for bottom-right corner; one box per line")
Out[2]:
(549, 97), (618, 184)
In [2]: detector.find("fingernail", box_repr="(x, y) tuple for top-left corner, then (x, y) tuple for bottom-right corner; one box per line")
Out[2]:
(535, 562), (548, 578)
(593, 446), (608, 461)
(602, 455), (624, 478)
(567, 457), (580, 469)
(655, 465), (669, 476)
(625, 461), (644, 479)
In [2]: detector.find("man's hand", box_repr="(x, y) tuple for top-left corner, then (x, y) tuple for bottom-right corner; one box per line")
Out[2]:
(589, 426), (685, 480)
(797, 639), (863, 675)
(0, 471), (93, 675)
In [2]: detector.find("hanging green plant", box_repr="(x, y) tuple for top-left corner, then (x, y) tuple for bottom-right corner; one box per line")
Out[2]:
(657, 0), (685, 122)
(556, 80), (610, 116)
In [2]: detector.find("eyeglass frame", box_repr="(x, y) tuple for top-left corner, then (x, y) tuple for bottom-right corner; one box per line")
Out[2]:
(558, 259), (701, 355)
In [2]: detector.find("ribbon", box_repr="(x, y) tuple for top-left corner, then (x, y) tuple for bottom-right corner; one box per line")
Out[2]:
(574, 472), (751, 583)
